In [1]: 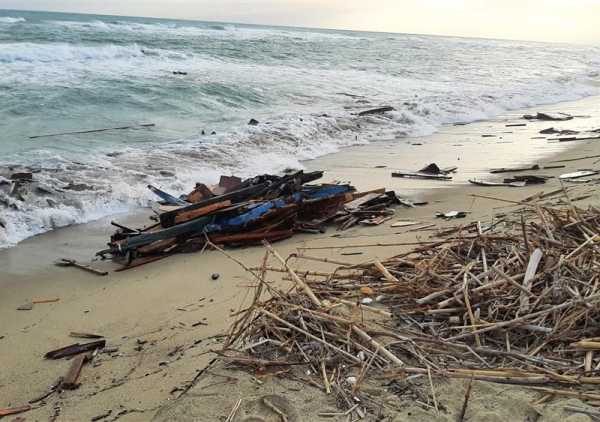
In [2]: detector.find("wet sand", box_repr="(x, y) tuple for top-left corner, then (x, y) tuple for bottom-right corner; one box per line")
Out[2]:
(1, 95), (600, 421)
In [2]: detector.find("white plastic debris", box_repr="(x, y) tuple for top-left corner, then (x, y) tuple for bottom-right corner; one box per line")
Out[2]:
(361, 298), (373, 305)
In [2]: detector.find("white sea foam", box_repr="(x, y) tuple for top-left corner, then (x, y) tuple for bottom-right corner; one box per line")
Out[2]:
(2, 14), (600, 247)
(0, 16), (25, 24)
(47, 18), (360, 41)
(0, 42), (147, 64)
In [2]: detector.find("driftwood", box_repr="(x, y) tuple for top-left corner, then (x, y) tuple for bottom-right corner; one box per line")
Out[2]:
(0, 406), (31, 417)
(61, 353), (91, 390)
(219, 200), (600, 415)
(29, 123), (155, 139)
(45, 340), (106, 360)
(55, 259), (108, 276)
(358, 106), (395, 116)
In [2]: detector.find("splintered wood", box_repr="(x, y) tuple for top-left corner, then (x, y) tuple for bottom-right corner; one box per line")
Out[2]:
(221, 203), (600, 416)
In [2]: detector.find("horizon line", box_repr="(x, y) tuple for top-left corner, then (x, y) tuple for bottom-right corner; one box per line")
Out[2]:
(0, 7), (586, 46)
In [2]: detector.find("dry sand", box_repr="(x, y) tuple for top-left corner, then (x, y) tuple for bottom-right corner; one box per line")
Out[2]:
(2, 96), (600, 421)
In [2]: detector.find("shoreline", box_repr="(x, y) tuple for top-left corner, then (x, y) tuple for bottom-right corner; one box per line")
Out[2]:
(3, 94), (600, 276)
(2, 90), (600, 250)
(1, 94), (600, 420)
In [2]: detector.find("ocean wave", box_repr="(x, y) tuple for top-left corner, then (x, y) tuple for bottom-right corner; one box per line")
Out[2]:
(46, 18), (359, 41)
(1, 75), (598, 248)
(2, 15), (600, 247)
(0, 42), (154, 64)
(0, 16), (26, 24)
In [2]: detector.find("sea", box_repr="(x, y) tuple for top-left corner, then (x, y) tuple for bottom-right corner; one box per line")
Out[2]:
(1, 9), (600, 247)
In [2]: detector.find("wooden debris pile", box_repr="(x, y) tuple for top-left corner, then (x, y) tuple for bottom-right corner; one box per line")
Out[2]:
(221, 202), (600, 415)
(98, 171), (402, 270)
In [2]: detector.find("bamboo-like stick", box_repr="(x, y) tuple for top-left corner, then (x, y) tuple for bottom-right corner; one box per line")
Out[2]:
(263, 241), (322, 307)
(374, 260), (400, 283)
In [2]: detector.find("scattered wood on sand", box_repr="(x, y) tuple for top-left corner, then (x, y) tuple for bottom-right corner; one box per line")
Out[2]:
(218, 198), (600, 419)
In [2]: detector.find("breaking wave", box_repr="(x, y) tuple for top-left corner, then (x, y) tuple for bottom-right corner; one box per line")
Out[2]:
(0, 16), (25, 24)
(0, 42), (150, 64)
(2, 10), (600, 247)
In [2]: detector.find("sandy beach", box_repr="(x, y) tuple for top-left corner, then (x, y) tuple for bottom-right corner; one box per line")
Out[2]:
(2, 95), (600, 421)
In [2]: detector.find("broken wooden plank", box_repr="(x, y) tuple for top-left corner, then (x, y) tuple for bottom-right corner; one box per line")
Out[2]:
(550, 136), (600, 142)
(174, 200), (232, 225)
(392, 171), (452, 180)
(210, 229), (294, 245)
(69, 332), (104, 339)
(559, 170), (599, 180)
(45, 340), (106, 360)
(468, 179), (526, 188)
(0, 405), (31, 417)
(358, 106), (395, 116)
(32, 298), (60, 304)
(147, 185), (189, 206)
(489, 164), (565, 173)
(61, 353), (91, 390)
(54, 259), (108, 276)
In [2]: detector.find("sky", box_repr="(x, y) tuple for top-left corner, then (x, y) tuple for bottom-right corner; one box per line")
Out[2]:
(3, 0), (600, 44)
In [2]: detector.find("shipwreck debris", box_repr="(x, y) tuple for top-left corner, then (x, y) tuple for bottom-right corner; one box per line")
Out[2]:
(45, 340), (106, 360)
(392, 163), (456, 181)
(357, 106), (395, 116)
(468, 179), (526, 187)
(54, 258), (108, 276)
(523, 112), (574, 121)
(489, 164), (565, 173)
(0, 405), (31, 418)
(98, 171), (401, 270)
(61, 353), (91, 390)
(436, 211), (467, 219)
(558, 170), (599, 180)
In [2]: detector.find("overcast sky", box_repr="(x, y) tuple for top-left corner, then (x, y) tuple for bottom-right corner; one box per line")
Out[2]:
(3, 0), (600, 44)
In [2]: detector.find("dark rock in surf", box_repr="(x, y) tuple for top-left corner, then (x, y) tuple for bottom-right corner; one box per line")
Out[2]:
(248, 118), (260, 126)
